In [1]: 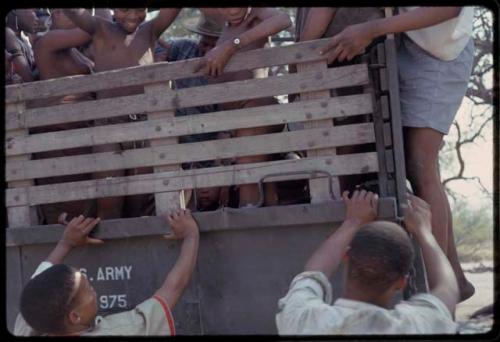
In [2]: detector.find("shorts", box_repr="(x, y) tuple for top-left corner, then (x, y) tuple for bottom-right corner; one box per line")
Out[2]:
(397, 35), (474, 135)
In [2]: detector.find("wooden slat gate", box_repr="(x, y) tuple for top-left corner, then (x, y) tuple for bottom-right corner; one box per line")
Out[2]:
(5, 37), (426, 334)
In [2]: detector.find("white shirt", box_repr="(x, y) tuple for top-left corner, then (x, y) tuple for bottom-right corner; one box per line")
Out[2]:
(275, 271), (458, 335)
(398, 6), (474, 61)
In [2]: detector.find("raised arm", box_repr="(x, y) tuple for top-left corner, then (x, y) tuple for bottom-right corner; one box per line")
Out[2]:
(34, 28), (91, 54)
(46, 215), (102, 265)
(150, 8), (182, 39)
(304, 190), (378, 278)
(403, 194), (459, 315)
(235, 8), (291, 49)
(299, 7), (336, 41)
(320, 7), (462, 63)
(154, 209), (199, 310)
(63, 8), (100, 35)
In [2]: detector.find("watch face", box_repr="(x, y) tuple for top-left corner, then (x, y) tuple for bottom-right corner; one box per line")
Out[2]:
(234, 38), (240, 45)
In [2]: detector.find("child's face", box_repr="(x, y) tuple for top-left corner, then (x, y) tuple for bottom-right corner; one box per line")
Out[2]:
(15, 9), (40, 34)
(217, 8), (248, 26)
(113, 8), (147, 33)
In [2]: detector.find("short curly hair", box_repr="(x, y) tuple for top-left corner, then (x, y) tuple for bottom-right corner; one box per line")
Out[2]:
(20, 264), (77, 334)
(347, 221), (415, 292)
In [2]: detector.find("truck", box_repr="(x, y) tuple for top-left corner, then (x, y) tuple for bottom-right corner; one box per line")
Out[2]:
(5, 24), (427, 334)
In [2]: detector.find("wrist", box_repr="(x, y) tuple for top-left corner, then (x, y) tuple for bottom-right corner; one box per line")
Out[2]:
(57, 239), (74, 251)
(369, 18), (386, 39)
(343, 218), (364, 228)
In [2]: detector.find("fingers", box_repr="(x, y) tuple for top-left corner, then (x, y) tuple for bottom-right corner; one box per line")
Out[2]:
(82, 217), (101, 235)
(86, 237), (104, 245)
(193, 59), (206, 73)
(319, 35), (339, 56)
(163, 233), (176, 241)
(326, 45), (344, 65)
(58, 212), (69, 225)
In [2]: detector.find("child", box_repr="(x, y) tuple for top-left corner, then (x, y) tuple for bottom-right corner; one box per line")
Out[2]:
(62, 8), (181, 219)
(14, 209), (199, 336)
(30, 9), (96, 224)
(195, 7), (291, 207)
(5, 9), (41, 82)
(276, 191), (459, 334)
(317, 7), (475, 302)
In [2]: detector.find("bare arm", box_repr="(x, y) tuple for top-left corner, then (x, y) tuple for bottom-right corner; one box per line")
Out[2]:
(63, 8), (100, 35)
(154, 209), (199, 310)
(304, 190), (378, 278)
(299, 8), (336, 41)
(404, 194), (459, 315)
(5, 28), (33, 82)
(46, 215), (102, 264)
(34, 28), (91, 54)
(320, 7), (462, 63)
(196, 7), (291, 76)
(150, 8), (182, 39)
(236, 8), (291, 50)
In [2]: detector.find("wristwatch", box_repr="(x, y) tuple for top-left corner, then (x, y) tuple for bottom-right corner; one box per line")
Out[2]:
(232, 37), (242, 50)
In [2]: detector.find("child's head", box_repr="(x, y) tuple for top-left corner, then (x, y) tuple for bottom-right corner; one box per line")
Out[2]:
(196, 186), (221, 211)
(10, 9), (40, 34)
(113, 8), (147, 33)
(20, 264), (98, 335)
(216, 8), (250, 26)
(346, 221), (415, 294)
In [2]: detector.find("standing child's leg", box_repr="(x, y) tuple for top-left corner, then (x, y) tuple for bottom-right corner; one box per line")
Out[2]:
(404, 126), (471, 299)
(233, 98), (280, 207)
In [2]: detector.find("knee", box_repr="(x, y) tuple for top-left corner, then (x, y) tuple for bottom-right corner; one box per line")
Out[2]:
(405, 155), (439, 191)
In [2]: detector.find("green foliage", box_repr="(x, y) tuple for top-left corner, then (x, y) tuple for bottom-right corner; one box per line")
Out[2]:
(451, 197), (493, 262)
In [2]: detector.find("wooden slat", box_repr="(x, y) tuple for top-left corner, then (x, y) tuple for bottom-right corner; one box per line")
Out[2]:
(6, 198), (397, 246)
(6, 153), (379, 207)
(6, 65), (369, 131)
(6, 123), (375, 182)
(380, 95), (390, 120)
(383, 122), (393, 147)
(5, 38), (335, 104)
(6, 95), (373, 156)
(6, 102), (37, 227)
(367, 63), (388, 197)
(145, 83), (184, 214)
(385, 38), (408, 217)
(298, 61), (340, 202)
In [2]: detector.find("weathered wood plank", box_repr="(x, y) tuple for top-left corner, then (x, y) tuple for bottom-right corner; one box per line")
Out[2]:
(6, 124), (376, 182)
(385, 38), (408, 217)
(6, 95), (373, 156)
(383, 122), (393, 147)
(5, 38), (335, 104)
(298, 61), (340, 202)
(5, 198), (397, 246)
(6, 153), (379, 207)
(145, 83), (184, 214)
(6, 65), (369, 131)
(6, 102), (37, 227)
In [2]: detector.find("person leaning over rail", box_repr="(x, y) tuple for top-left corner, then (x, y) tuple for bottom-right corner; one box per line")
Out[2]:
(62, 8), (181, 220)
(276, 191), (459, 334)
(194, 7), (292, 208)
(316, 6), (475, 302)
(13, 209), (199, 336)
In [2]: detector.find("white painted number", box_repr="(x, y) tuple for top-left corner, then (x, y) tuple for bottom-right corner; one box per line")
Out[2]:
(99, 294), (127, 309)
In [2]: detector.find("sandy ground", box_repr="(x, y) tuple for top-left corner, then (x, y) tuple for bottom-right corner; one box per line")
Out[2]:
(455, 261), (494, 334)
